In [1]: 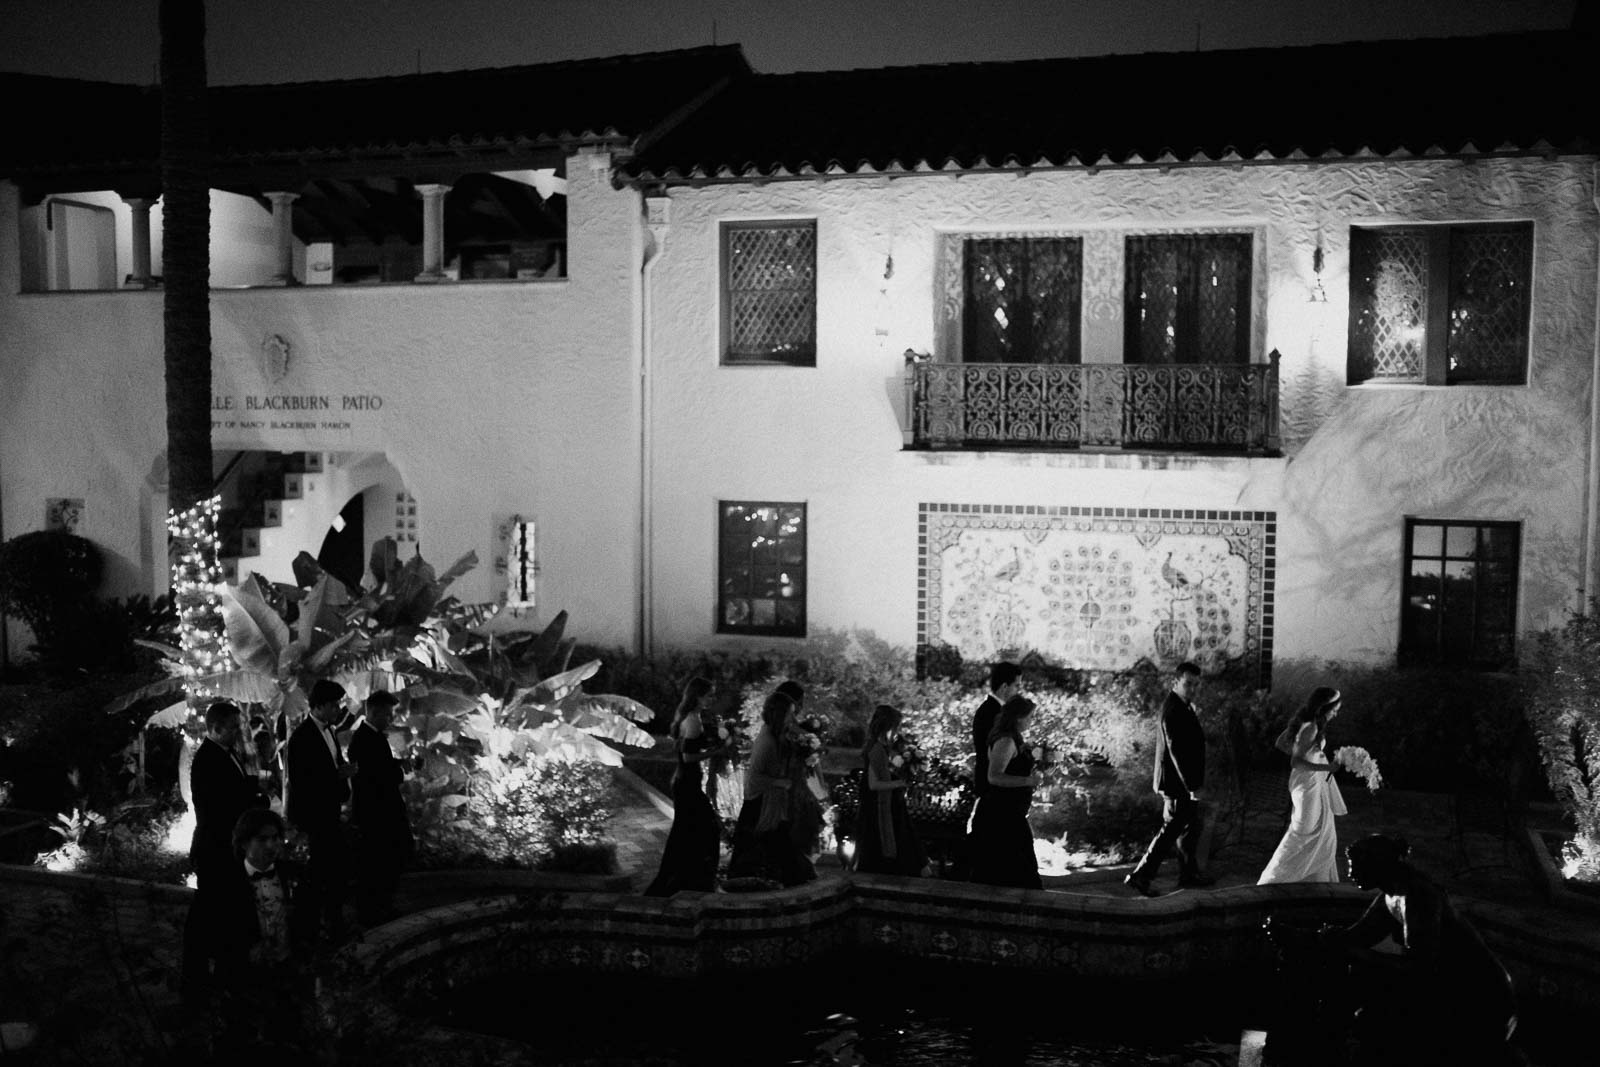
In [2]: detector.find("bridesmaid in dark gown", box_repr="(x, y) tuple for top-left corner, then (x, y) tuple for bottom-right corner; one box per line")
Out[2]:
(853, 704), (929, 877)
(644, 677), (726, 896)
(969, 695), (1042, 889)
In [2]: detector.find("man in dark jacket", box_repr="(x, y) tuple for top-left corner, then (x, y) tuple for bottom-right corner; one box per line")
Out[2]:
(1125, 661), (1214, 896)
(348, 690), (413, 925)
(181, 700), (266, 1003)
(970, 662), (1022, 800)
(285, 679), (357, 939)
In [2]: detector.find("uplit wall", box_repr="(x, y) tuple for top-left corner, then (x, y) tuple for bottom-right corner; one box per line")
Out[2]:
(644, 158), (1598, 665)
(0, 149), (642, 648)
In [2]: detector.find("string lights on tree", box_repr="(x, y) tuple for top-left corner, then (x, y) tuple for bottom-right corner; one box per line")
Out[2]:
(167, 495), (231, 704)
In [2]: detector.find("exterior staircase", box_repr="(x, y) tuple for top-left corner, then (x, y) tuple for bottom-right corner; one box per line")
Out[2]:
(217, 451), (325, 586)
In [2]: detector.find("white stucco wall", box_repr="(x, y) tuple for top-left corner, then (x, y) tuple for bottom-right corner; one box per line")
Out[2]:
(0, 149), (643, 648)
(644, 158), (1598, 666)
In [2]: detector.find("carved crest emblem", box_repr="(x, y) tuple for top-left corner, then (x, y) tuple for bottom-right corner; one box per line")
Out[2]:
(260, 332), (292, 382)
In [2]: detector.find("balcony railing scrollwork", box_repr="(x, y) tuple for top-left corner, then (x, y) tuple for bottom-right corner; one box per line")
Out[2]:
(905, 351), (1281, 455)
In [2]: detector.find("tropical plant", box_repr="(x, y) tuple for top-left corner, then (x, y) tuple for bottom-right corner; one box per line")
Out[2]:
(0, 530), (104, 663)
(1524, 607), (1600, 875)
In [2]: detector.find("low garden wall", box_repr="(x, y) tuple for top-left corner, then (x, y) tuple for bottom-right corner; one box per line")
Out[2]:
(339, 874), (1600, 1043)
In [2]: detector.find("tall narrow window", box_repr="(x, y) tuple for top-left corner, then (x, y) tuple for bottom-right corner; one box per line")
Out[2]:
(1400, 519), (1519, 669)
(1348, 223), (1532, 385)
(962, 237), (1082, 363)
(718, 501), (806, 636)
(721, 221), (817, 366)
(1124, 233), (1252, 365)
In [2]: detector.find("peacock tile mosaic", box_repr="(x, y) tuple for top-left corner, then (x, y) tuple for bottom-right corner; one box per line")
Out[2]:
(918, 504), (1274, 680)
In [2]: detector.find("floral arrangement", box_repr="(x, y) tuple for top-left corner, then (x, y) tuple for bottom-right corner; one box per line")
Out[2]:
(712, 710), (751, 757)
(890, 730), (928, 782)
(791, 712), (829, 770)
(1332, 745), (1383, 792)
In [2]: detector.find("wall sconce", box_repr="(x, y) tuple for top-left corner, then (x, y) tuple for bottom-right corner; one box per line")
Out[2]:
(1308, 244), (1329, 304)
(505, 515), (537, 610)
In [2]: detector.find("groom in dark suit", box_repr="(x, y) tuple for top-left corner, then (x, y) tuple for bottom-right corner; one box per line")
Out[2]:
(970, 662), (1022, 801)
(1126, 661), (1215, 896)
(286, 679), (358, 940)
(348, 690), (413, 925)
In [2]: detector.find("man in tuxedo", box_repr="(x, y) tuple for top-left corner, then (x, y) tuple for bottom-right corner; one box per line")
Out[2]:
(348, 690), (413, 925)
(970, 662), (1022, 801)
(956, 662), (1020, 879)
(285, 678), (358, 940)
(1126, 661), (1215, 896)
(180, 701), (265, 1003)
(209, 809), (313, 1054)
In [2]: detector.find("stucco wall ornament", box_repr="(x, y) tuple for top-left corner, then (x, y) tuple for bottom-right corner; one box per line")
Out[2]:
(259, 332), (292, 383)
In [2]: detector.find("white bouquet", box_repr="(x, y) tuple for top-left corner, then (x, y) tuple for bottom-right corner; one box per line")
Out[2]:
(1332, 746), (1383, 792)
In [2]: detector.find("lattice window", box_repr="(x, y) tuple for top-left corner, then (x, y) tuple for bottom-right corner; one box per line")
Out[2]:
(1123, 233), (1252, 365)
(718, 501), (806, 637)
(1348, 223), (1531, 386)
(721, 221), (817, 366)
(962, 237), (1082, 364)
(1448, 225), (1533, 384)
(1400, 519), (1519, 670)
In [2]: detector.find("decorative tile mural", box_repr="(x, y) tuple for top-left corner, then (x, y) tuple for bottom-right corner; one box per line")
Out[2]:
(918, 504), (1274, 679)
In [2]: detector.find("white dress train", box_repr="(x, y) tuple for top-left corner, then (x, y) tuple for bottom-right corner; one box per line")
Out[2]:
(1258, 724), (1347, 884)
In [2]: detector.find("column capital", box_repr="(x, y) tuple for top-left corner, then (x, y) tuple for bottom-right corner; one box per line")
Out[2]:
(120, 195), (158, 211)
(264, 190), (301, 207)
(414, 182), (453, 198)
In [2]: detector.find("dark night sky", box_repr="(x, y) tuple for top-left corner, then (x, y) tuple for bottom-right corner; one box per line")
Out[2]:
(0, 0), (1581, 85)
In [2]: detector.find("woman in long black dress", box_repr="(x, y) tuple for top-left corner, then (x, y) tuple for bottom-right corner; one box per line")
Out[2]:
(853, 704), (929, 877)
(726, 690), (816, 887)
(644, 677), (726, 896)
(969, 695), (1041, 889)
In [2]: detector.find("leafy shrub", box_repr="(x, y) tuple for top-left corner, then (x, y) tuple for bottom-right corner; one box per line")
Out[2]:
(410, 757), (616, 871)
(0, 531), (116, 673)
(1031, 782), (1161, 863)
(34, 798), (191, 885)
(1524, 608), (1600, 872)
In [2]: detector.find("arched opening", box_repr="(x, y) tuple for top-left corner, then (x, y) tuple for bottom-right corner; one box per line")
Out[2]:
(213, 450), (411, 588)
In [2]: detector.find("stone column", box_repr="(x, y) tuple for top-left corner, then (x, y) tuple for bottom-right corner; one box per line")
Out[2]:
(121, 196), (156, 287)
(265, 191), (300, 285)
(414, 183), (452, 283)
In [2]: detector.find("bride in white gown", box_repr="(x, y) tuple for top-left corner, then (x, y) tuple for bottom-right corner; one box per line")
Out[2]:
(1259, 687), (1347, 884)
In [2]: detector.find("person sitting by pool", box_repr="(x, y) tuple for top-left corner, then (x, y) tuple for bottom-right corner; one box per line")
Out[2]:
(1321, 834), (1519, 1066)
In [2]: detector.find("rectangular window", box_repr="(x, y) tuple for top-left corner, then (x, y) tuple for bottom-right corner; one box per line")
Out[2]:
(1124, 233), (1252, 365)
(718, 501), (806, 636)
(1400, 518), (1519, 669)
(721, 221), (817, 365)
(962, 236), (1082, 363)
(1348, 223), (1532, 385)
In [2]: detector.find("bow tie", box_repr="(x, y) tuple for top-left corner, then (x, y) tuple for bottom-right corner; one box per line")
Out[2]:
(249, 867), (276, 881)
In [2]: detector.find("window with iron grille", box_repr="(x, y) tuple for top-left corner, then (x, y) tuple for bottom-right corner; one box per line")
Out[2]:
(1400, 518), (1519, 669)
(721, 221), (817, 366)
(1124, 233), (1252, 364)
(718, 501), (806, 637)
(1348, 223), (1532, 385)
(962, 237), (1082, 363)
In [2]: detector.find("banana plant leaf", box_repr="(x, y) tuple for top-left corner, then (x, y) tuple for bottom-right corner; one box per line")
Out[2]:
(132, 638), (182, 660)
(566, 708), (654, 749)
(220, 580), (291, 675)
(145, 700), (191, 729)
(576, 693), (657, 724)
(205, 670), (286, 705)
(529, 659), (600, 706)
(521, 722), (625, 766)
(105, 674), (187, 714)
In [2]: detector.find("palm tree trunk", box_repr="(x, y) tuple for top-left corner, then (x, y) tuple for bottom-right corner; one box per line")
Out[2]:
(160, 0), (211, 512)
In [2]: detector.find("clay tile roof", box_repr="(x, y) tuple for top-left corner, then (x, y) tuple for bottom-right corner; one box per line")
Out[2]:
(0, 45), (751, 182)
(623, 31), (1594, 183)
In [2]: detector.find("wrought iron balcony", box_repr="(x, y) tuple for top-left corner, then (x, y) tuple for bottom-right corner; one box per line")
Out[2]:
(905, 351), (1281, 455)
